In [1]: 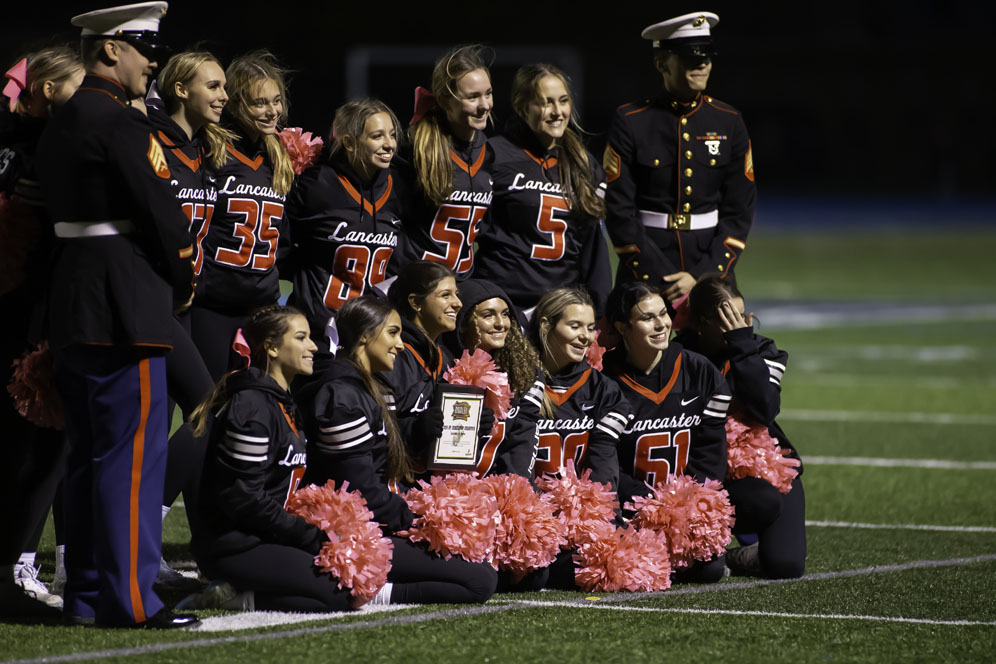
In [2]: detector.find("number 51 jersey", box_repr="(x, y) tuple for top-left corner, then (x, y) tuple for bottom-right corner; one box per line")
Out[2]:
(196, 137), (285, 313)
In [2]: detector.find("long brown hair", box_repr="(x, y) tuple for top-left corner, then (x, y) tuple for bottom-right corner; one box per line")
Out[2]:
(408, 44), (492, 206)
(223, 50), (294, 196)
(510, 64), (605, 220)
(157, 50), (235, 168)
(336, 296), (412, 482)
(189, 304), (304, 436)
(529, 286), (595, 369)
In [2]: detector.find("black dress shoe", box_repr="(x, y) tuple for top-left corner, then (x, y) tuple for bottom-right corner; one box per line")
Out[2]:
(137, 608), (201, 630)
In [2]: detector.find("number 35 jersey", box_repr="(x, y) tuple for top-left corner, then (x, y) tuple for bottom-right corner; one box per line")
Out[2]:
(196, 137), (285, 313)
(604, 343), (730, 506)
(284, 155), (402, 342)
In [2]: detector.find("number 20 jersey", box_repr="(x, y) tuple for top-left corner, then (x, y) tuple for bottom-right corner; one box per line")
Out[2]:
(195, 137), (285, 313)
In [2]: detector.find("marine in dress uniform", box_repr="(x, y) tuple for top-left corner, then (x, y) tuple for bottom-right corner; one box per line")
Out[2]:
(35, 2), (197, 628)
(604, 12), (756, 300)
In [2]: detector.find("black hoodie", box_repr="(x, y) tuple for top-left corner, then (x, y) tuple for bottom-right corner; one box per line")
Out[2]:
(192, 367), (323, 561)
(297, 358), (415, 534)
(446, 279), (545, 478)
(285, 152), (403, 346)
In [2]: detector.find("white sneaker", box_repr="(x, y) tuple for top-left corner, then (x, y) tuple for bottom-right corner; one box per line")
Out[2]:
(175, 581), (254, 612)
(155, 557), (196, 589)
(14, 562), (63, 609)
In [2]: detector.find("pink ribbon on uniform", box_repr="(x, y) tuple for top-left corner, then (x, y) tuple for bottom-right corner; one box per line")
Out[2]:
(3, 58), (28, 104)
(409, 86), (436, 126)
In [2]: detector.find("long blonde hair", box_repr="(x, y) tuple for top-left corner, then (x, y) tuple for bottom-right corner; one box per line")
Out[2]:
(156, 51), (235, 169)
(511, 64), (605, 220)
(408, 44), (492, 206)
(330, 98), (402, 166)
(7, 45), (82, 115)
(223, 51), (294, 196)
(529, 286), (595, 370)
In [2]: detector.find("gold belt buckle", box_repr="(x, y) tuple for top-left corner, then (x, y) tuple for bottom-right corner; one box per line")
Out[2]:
(668, 213), (691, 230)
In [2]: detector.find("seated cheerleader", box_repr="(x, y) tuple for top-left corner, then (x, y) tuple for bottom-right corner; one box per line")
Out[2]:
(182, 305), (353, 612)
(675, 274), (806, 579)
(385, 261), (463, 466)
(297, 295), (497, 604)
(602, 281), (732, 583)
(447, 279), (547, 478)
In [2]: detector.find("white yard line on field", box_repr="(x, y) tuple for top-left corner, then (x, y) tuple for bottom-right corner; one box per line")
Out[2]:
(806, 520), (996, 533)
(511, 600), (996, 627)
(804, 456), (996, 470)
(7, 554), (995, 664)
(780, 408), (996, 426)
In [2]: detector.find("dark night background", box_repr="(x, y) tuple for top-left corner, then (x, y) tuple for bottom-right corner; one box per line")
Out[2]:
(4, 0), (995, 223)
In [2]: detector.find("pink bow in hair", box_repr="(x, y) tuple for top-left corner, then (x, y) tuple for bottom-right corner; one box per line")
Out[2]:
(409, 86), (436, 126)
(3, 58), (28, 104)
(232, 328), (251, 367)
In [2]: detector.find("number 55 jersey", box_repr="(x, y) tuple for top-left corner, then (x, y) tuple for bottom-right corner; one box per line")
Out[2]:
(603, 343), (731, 506)
(195, 136), (285, 313)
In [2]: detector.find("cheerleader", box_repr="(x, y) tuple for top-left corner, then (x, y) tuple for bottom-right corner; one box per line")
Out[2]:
(676, 274), (806, 579)
(285, 98), (403, 355)
(474, 64), (611, 317)
(297, 296), (497, 604)
(397, 44), (493, 279)
(190, 51), (295, 380)
(602, 280), (731, 583)
(447, 279), (547, 478)
(182, 305), (355, 612)
(0, 45), (83, 615)
(384, 261), (464, 466)
(528, 287), (628, 490)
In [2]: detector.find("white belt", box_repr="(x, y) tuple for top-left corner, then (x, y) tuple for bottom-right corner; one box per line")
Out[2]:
(639, 209), (718, 231)
(54, 220), (135, 238)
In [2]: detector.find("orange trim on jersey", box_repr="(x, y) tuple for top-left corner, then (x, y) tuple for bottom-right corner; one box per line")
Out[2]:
(403, 342), (444, 380)
(544, 369), (592, 406)
(128, 359), (151, 624)
(279, 403), (299, 435)
(721, 360), (731, 377)
(624, 105), (649, 116)
(451, 147), (486, 177)
(619, 354), (682, 405)
(158, 131), (202, 172)
(338, 174), (394, 217)
(522, 148), (557, 170)
(226, 144), (264, 170)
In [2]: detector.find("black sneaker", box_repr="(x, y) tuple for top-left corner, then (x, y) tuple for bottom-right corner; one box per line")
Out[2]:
(726, 542), (763, 577)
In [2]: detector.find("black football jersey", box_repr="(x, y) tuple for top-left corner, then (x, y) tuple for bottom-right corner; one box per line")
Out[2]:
(474, 128), (611, 315)
(285, 155), (402, 342)
(534, 361), (629, 491)
(195, 136), (285, 313)
(395, 131), (493, 279)
(148, 107), (217, 276)
(605, 344), (731, 506)
(474, 369), (544, 478)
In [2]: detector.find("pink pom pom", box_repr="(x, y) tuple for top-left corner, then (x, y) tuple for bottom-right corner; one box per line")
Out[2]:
(0, 194), (43, 296)
(286, 480), (393, 603)
(574, 526), (672, 592)
(725, 415), (800, 494)
(671, 292), (691, 331)
(483, 474), (566, 573)
(277, 127), (324, 175)
(443, 349), (513, 427)
(7, 341), (64, 430)
(584, 329), (608, 371)
(535, 460), (618, 548)
(627, 475), (734, 568)
(404, 473), (499, 564)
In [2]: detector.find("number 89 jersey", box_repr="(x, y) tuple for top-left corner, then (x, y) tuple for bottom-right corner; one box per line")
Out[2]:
(285, 156), (401, 341)
(474, 131), (610, 314)
(605, 344), (731, 506)
(195, 137), (286, 313)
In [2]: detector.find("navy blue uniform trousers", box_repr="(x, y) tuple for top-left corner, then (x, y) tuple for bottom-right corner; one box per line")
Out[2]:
(55, 346), (168, 625)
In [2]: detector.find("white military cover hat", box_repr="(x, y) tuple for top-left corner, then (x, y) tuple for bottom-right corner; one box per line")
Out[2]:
(642, 11), (719, 54)
(71, 1), (168, 36)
